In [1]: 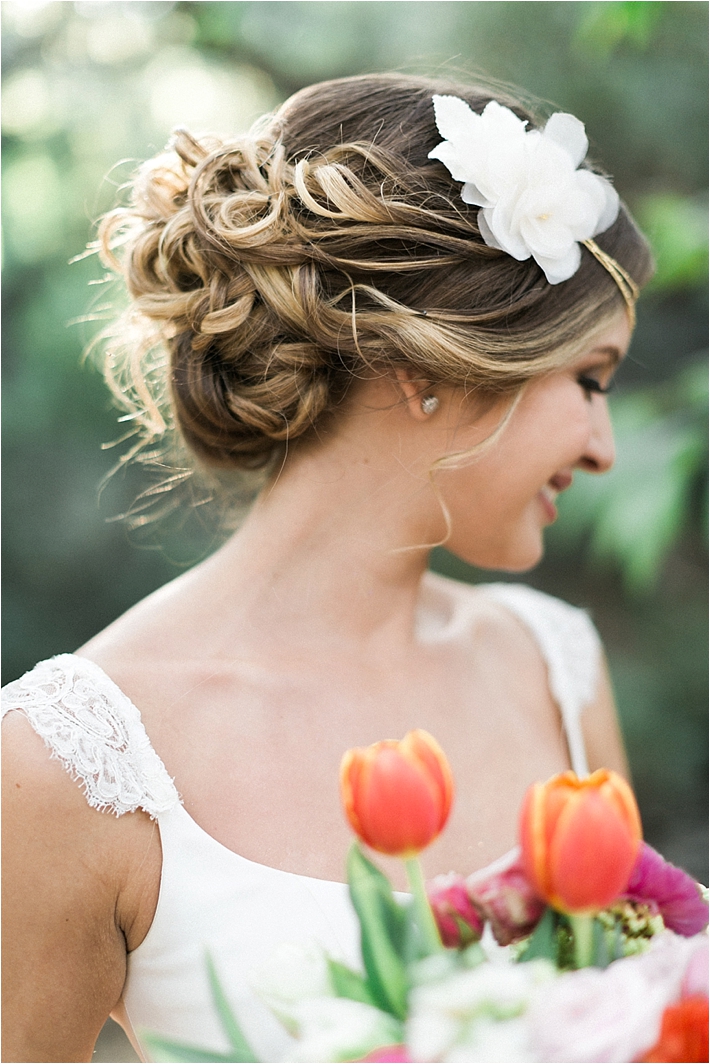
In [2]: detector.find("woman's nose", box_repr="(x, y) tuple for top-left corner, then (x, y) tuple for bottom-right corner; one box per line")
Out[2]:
(578, 398), (616, 474)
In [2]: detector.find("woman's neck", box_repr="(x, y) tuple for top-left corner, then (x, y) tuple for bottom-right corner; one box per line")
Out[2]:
(92, 375), (469, 670)
(196, 434), (439, 663)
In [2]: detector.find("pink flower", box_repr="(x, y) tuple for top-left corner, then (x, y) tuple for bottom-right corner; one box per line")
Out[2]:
(625, 843), (709, 937)
(528, 931), (705, 1063)
(427, 873), (484, 948)
(681, 940), (709, 1000)
(357, 1046), (411, 1063)
(466, 847), (546, 946)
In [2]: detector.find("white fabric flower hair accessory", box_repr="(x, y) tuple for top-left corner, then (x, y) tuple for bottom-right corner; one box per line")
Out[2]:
(428, 95), (620, 285)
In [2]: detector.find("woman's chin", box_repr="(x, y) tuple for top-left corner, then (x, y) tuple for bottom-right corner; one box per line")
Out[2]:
(451, 536), (544, 574)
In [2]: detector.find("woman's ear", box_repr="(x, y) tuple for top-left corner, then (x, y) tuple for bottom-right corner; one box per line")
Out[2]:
(392, 367), (437, 422)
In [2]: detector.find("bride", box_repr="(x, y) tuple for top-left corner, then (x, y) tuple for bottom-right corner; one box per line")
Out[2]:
(3, 74), (652, 1062)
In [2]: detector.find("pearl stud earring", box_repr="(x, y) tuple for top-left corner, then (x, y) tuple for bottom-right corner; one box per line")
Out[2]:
(421, 395), (439, 415)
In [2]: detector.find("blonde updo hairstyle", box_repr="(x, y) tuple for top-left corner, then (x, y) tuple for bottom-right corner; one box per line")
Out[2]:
(98, 73), (652, 483)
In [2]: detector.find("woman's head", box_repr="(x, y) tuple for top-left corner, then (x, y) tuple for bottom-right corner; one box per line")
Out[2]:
(412, 309), (630, 571)
(98, 72), (653, 481)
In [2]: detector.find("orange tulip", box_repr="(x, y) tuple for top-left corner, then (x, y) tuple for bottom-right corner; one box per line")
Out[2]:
(340, 730), (454, 857)
(519, 769), (642, 915)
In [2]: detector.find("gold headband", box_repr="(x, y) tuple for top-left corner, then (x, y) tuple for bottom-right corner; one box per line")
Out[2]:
(582, 238), (640, 329)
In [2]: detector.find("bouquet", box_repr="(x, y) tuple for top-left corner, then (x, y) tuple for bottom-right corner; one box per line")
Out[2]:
(146, 731), (708, 1063)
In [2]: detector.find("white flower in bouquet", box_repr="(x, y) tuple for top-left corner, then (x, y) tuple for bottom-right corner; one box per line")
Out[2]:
(444, 1016), (533, 1064)
(250, 938), (403, 1063)
(282, 997), (403, 1064)
(406, 957), (554, 1063)
(249, 941), (333, 1031)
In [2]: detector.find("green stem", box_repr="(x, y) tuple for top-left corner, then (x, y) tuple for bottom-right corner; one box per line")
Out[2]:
(569, 913), (594, 969)
(405, 857), (443, 955)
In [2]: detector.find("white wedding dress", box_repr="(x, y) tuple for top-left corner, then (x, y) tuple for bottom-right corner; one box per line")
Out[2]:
(2, 582), (601, 1062)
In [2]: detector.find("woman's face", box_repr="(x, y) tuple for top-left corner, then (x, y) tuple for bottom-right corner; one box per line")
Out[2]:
(437, 311), (632, 572)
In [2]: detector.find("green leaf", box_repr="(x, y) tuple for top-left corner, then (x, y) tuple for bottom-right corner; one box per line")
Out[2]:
(636, 193), (709, 292)
(575, 1), (664, 57)
(346, 844), (409, 1019)
(140, 1032), (237, 1063)
(517, 906), (558, 963)
(327, 957), (379, 1006)
(205, 952), (259, 1062)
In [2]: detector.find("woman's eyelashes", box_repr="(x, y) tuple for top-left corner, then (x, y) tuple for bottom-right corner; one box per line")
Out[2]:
(577, 373), (614, 397)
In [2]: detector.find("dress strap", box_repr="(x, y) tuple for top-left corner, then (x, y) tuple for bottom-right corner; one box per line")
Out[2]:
(482, 584), (602, 777)
(2, 654), (180, 818)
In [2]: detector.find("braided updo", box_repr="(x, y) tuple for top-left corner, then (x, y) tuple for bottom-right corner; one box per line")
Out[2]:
(98, 73), (652, 479)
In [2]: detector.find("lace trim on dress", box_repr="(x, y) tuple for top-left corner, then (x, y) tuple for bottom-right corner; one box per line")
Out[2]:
(1, 654), (180, 818)
(482, 583), (601, 777)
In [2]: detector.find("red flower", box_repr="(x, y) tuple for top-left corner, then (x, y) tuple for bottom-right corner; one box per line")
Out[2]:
(519, 769), (642, 914)
(641, 996), (709, 1063)
(427, 873), (484, 948)
(340, 730), (453, 857)
(466, 848), (546, 946)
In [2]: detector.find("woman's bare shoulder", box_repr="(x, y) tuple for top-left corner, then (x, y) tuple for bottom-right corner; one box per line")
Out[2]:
(3, 707), (101, 821)
(78, 565), (200, 660)
(422, 572), (628, 776)
(420, 571), (547, 657)
(2, 709), (139, 896)
(422, 571), (603, 667)
(2, 707), (161, 940)
(420, 571), (597, 723)
(2, 709), (160, 1061)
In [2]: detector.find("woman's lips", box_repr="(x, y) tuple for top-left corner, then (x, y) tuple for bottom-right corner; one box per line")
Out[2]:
(538, 474), (572, 523)
(538, 485), (558, 522)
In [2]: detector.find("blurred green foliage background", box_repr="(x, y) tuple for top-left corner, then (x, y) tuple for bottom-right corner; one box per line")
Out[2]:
(3, 2), (708, 890)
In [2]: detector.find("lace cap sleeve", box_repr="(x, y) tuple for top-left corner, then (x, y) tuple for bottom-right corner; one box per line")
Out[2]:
(2, 654), (180, 818)
(482, 583), (602, 777)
